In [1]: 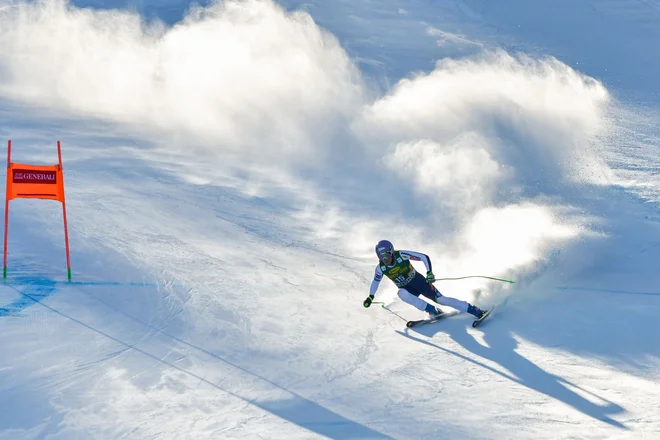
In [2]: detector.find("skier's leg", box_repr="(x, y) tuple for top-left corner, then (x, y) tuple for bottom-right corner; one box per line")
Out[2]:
(397, 288), (438, 314)
(434, 294), (469, 313)
(435, 290), (484, 317)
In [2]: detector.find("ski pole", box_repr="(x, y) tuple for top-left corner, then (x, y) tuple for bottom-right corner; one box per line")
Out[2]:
(435, 276), (515, 284)
(373, 302), (407, 322)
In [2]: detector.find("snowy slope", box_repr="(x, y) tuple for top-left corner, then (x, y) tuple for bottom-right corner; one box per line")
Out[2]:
(0, 0), (659, 439)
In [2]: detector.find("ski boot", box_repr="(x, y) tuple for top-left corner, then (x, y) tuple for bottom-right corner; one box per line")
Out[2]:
(425, 303), (445, 319)
(467, 304), (485, 319)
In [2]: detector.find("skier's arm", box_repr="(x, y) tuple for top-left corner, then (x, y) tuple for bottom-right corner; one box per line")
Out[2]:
(363, 266), (383, 308)
(400, 250), (436, 283)
(399, 250), (433, 272)
(370, 266), (383, 296)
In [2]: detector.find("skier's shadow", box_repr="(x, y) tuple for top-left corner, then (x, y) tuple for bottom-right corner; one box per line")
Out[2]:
(397, 315), (627, 429)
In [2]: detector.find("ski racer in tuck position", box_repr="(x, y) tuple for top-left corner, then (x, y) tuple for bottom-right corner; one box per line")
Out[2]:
(363, 240), (486, 319)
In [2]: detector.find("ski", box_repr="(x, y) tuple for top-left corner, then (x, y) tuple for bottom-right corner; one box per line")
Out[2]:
(406, 311), (457, 328)
(471, 305), (495, 328)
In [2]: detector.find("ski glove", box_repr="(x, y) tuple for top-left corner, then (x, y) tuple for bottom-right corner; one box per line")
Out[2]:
(363, 295), (375, 308)
(426, 271), (435, 284)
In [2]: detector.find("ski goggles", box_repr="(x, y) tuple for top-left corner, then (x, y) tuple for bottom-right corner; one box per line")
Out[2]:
(378, 249), (393, 259)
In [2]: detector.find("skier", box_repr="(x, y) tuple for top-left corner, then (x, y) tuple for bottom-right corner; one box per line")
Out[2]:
(363, 239), (486, 319)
